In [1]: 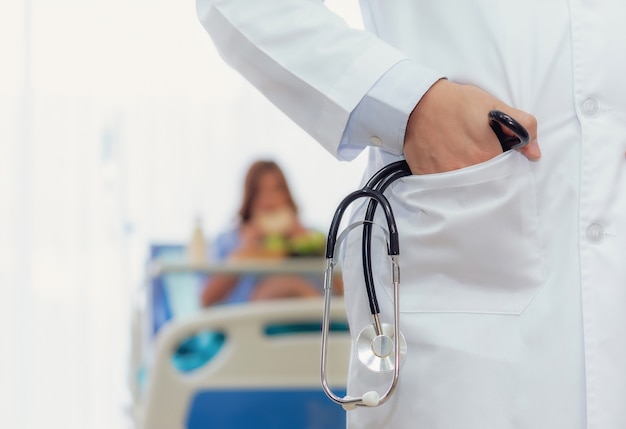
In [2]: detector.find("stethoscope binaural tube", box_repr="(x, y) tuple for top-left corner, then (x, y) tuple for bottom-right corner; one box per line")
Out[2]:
(324, 188), (399, 259)
(361, 162), (412, 319)
(321, 167), (410, 409)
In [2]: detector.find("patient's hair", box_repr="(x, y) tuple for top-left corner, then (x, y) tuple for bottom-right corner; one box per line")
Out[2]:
(238, 160), (298, 224)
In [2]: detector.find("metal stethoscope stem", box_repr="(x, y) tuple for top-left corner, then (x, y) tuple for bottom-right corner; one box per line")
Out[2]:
(321, 255), (403, 410)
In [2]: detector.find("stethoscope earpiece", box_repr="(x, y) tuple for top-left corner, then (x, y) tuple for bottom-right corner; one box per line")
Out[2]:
(488, 109), (531, 151)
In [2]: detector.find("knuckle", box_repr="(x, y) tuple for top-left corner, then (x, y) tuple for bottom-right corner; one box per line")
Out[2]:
(518, 110), (537, 128)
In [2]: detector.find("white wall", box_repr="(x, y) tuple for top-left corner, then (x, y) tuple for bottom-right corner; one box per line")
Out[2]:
(1, 1), (366, 428)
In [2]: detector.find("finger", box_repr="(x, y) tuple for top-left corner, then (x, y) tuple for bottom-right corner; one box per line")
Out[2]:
(515, 110), (540, 160)
(520, 138), (542, 161)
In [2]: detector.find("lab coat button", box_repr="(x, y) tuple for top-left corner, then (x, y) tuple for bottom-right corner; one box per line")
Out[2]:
(581, 98), (599, 117)
(370, 136), (383, 146)
(585, 223), (605, 243)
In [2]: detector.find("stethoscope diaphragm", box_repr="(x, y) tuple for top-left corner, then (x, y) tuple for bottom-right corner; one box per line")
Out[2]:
(356, 322), (407, 373)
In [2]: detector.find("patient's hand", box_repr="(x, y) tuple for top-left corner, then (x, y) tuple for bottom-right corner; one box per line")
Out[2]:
(229, 224), (286, 260)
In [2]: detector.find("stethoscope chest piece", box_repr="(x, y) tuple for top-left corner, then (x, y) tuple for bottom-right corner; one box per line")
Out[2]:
(357, 323), (407, 373)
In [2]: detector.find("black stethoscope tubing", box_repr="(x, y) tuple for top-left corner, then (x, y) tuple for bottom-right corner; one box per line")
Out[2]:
(361, 162), (411, 316)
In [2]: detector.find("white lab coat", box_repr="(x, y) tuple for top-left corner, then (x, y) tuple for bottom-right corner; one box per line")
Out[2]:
(197, 1), (626, 427)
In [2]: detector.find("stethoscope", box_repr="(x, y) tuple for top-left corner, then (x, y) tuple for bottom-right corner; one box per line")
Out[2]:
(320, 110), (530, 410)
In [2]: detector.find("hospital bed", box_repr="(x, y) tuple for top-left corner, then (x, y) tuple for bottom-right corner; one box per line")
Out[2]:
(137, 297), (350, 429)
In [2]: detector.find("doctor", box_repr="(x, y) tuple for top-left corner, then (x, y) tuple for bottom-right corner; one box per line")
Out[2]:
(196, 1), (626, 428)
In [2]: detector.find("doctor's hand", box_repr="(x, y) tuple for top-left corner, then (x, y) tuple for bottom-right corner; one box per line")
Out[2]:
(403, 79), (541, 175)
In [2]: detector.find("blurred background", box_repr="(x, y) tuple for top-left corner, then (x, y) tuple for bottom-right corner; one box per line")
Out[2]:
(0, 0), (365, 428)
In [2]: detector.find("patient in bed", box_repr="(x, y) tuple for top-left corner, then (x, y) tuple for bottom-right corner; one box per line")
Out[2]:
(200, 160), (335, 307)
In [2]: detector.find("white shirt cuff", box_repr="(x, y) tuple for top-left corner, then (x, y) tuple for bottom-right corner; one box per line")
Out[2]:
(338, 59), (444, 160)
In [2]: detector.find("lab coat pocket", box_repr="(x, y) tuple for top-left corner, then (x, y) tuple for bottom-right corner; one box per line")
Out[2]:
(390, 151), (545, 314)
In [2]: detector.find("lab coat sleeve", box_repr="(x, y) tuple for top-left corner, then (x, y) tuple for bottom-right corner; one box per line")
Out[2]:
(339, 59), (443, 160)
(196, 0), (439, 159)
